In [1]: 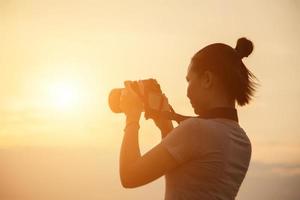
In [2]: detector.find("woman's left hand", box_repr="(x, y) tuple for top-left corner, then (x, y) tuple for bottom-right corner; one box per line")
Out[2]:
(119, 81), (144, 122)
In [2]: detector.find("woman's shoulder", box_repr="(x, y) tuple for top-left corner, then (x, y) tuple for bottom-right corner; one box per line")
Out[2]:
(179, 117), (219, 128)
(177, 117), (205, 130)
(177, 117), (217, 136)
(179, 117), (207, 125)
(181, 117), (243, 130)
(178, 117), (242, 139)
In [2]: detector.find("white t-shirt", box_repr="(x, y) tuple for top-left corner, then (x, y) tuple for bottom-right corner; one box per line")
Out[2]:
(161, 117), (252, 200)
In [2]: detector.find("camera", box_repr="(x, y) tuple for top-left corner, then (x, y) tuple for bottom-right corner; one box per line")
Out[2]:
(108, 78), (190, 123)
(108, 78), (169, 120)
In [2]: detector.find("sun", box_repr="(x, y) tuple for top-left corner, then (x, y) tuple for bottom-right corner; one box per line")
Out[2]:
(30, 67), (97, 113)
(47, 82), (81, 110)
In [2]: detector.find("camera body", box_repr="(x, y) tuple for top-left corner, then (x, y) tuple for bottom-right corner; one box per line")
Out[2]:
(108, 78), (166, 119)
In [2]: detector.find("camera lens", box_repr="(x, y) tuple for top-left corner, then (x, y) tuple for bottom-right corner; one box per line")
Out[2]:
(108, 88), (123, 113)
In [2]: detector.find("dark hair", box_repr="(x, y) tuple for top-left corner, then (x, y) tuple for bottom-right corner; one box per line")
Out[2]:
(191, 37), (258, 106)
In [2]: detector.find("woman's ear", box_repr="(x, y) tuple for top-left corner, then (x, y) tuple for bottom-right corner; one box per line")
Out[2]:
(200, 70), (214, 89)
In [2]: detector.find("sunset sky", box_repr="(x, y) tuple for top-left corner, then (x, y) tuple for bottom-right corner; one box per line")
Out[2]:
(0, 0), (299, 199)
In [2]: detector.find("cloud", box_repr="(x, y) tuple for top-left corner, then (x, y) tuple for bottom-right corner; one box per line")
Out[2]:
(271, 167), (300, 176)
(237, 161), (300, 200)
(250, 161), (300, 177)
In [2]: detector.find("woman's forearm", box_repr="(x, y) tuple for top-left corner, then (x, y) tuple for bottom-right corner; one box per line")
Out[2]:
(119, 115), (173, 187)
(119, 119), (141, 186)
(160, 120), (174, 139)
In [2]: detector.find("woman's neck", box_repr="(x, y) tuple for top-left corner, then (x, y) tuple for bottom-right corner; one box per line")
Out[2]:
(195, 90), (236, 115)
(206, 97), (235, 111)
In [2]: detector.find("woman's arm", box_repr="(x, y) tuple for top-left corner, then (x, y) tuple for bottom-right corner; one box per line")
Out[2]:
(119, 116), (178, 188)
(119, 82), (178, 188)
(157, 119), (174, 139)
(151, 94), (175, 138)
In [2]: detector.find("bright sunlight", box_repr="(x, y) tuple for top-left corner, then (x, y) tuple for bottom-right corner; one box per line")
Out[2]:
(47, 82), (81, 110)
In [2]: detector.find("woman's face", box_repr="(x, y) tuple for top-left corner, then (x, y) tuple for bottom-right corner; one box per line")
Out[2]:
(186, 62), (211, 114)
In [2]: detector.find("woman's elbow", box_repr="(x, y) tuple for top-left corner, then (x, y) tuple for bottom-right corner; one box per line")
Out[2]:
(120, 174), (139, 188)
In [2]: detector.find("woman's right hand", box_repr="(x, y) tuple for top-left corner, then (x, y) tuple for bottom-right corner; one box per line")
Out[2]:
(149, 93), (174, 137)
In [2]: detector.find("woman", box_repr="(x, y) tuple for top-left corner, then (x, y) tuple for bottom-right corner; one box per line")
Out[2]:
(119, 37), (257, 199)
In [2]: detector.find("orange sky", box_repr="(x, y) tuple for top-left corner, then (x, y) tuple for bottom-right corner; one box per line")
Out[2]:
(0, 0), (299, 199)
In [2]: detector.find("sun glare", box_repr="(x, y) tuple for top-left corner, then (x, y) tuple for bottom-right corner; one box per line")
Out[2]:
(48, 82), (81, 110)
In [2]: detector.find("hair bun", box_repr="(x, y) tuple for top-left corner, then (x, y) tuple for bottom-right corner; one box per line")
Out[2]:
(235, 37), (253, 59)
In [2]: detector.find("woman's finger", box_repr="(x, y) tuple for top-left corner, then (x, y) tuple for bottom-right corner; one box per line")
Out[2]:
(124, 81), (141, 101)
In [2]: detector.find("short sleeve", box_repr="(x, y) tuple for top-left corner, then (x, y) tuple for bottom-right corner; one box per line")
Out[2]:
(160, 118), (203, 164)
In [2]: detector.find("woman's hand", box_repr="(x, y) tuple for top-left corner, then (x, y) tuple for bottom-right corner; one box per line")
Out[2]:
(153, 117), (173, 138)
(150, 94), (174, 137)
(119, 81), (144, 123)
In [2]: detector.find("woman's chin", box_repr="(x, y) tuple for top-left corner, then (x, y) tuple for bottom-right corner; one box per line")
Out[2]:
(193, 106), (200, 115)
(191, 102), (203, 115)
(193, 105), (206, 115)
